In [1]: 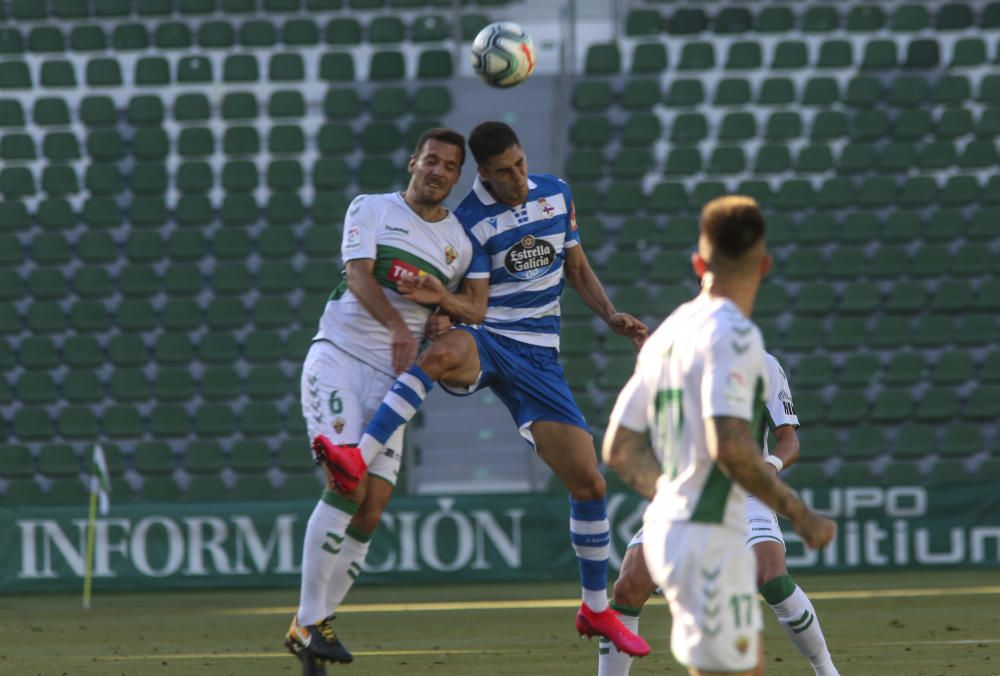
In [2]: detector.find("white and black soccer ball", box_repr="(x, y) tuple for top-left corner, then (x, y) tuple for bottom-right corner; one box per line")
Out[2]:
(470, 21), (536, 89)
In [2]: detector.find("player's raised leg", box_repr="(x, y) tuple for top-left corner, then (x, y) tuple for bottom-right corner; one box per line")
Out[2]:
(315, 327), (483, 491)
(598, 533), (658, 675)
(530, 420), (649, 657)
(755, 540), (839, 676)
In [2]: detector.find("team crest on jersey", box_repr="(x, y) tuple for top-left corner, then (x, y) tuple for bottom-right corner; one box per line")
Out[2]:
(332, 417), (346, 433)
(537, 196), (555, 217)
(504, 235), (556, 280)
(735, 636), (749, 655)
(444, 244), (458, 265)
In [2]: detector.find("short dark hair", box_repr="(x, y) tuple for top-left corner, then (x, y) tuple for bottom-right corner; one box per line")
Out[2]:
(468, 121), (520, 165)
(414, 127), (466, 166)
(699, 195), (766, 261)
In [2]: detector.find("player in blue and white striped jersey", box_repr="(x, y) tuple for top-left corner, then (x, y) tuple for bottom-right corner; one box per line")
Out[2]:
(314, 121), (651, 656)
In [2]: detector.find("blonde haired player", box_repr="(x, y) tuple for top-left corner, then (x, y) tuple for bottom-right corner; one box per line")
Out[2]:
(597, 351), (840, 676)
(602, 195), (835, 676)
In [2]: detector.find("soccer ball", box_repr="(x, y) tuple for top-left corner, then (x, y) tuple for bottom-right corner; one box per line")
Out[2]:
(470, 21), (537, 89)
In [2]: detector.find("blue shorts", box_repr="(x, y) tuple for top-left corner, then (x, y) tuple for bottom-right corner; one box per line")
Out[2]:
(440, 325), (589, 446)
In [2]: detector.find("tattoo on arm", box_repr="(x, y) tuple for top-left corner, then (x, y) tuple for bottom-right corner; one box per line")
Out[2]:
(712, 417), (805, 521)
(606, 427), (659, 499)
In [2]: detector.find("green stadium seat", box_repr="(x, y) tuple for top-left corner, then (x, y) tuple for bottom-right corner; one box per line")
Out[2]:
(47, 478), (89, 505)
(138, 477), (183, 502)
(64, 336), (102, 369)
(326, 18), (362, 45)
(155, 369), (196, 403)
(678, 42), (714, 71)
(963, 386), (1000, 421)
(57, 407), (99, 439)
(133, 129), (169, 161)
(369, 50), (405, 80)
(914, 387), (960, 422)
(410, 15), (449, 43)
(826, 391), (866, 425)
(224, 54), (259, 82)
(150, 405), (189, 437)
(772, 40), (807, 69)
(154, 333), (195, 366)
(905, 39), (940, 69)
(718, 112), (755, 142)
(116, 299), (157, 332)
(884, 352), (926, 386)
(625, 8), (662, 36)
(0, 61), (31, 89)
(839, 353), (880, 388)
(827, 247), (864, 279)
(894, 423), (936, 458)
(842, 425), (887, 459)
(184, 440), (225, 475)
(618, 79), (657, 110)
(790, 355), (833, 390)
(108, 334), (148, 368)
(942, 423), (983, 457)
(177, 55), (213, 83)
(278, 18), (317, 45)
(818, 39), (852, 68)
(240, 20), (277, 47)
(665, 79), (704, 107)
(714, 78), (751, 106)
(802, 77), (839, 106)
(632, 43), (667, 74)
(134, 441), (175, 475)
(417, 49), (452, 78)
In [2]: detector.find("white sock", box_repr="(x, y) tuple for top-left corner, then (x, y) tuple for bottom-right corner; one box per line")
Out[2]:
(767, 583), (838, 676)
(598, 609), (639, 676)
(324, 526), (372, 612)
(296, 493), (355, 626)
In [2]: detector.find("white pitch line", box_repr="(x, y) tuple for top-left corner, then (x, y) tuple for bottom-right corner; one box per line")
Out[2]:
(220, 584), (1000, 617)
(97, 648), (518, 661)
(866, 639), (1000, 647)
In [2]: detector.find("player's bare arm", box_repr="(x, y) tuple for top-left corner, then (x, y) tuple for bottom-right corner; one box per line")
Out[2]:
(602, 422), (659, 499)
(345, 259), (418, 373)
(563, 243), (649, 349)
(769, 425), (800, 472)
(709, 416), (835, 550)
(398, 275), (488, 324)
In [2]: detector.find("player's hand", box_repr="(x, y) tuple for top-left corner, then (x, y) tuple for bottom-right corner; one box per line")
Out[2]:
(607, 312), (650, 350)
(398, 273), (446, 306)
(389, 323), (418, 374)
(425, 311), (452, 340)
(792, 509), (837, 550)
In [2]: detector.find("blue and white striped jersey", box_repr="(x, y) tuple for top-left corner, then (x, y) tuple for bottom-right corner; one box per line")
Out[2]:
(455, 173), (581, 349)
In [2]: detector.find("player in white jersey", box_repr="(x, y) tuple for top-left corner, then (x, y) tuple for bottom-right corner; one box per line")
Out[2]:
(597, 352), (840, 676)
(285, 129), (477, 676)
(602, 196), (835, 675)
(315, 121), (651, 656)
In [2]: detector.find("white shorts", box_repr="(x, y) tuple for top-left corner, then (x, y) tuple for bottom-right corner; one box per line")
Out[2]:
(642, 519), (761, 673)
(627, 497), (785, 550)
(300, 341), (403, 486)
(744, 496), (785, 548)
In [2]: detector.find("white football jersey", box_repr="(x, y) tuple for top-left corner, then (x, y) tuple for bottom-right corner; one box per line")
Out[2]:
(609, 293), (768, 532)
(762, 352), (799, 456)
(313, 192), (474, 374)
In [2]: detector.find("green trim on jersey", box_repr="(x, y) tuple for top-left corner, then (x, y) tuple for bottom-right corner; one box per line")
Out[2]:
(654, 388), (683, 480)
(689, 463), (733, 524)
(751, 375), (767, 443)
(329, 244), (451, 301)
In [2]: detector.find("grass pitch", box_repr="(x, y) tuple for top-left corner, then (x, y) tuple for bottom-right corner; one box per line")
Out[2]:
(3, 570), (999, 675)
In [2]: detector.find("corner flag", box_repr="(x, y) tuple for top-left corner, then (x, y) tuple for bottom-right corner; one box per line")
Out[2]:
(83, 444), (111, 608)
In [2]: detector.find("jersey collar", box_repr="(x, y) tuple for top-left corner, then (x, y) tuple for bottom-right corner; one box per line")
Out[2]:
(472, 176), (538, 206)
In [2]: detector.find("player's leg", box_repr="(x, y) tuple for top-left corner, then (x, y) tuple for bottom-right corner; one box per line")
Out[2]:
(755, 541), (839, 676)
(288, 344), (365, 664)
(530, 420), (648, 656)
(598, 535), (658, 676)
(315, 328), (482, 490)
(323, 423), (402, 613)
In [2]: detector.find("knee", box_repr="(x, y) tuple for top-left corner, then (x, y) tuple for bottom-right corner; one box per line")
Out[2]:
(571, 472), (606, 502)
(756, 563), (789, 591)
(612, 572), (653, 609)
(352, 502), (384, 534)
(417, 343), (461, 378)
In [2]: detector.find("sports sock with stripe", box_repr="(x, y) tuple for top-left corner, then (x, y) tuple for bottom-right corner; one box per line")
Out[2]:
(325, 525), (374, 612)
(296, 490), (357, 626)
(569, 497), (610, 613)
(358, 364), (434, 464)
(597, 603), (641, 675)
(760, 575), (839, 676)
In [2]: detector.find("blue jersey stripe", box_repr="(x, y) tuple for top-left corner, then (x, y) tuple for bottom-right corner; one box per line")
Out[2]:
(489, 282), (564, 309)
(484, 218), (568, 252)
(485, 314), (561, 334)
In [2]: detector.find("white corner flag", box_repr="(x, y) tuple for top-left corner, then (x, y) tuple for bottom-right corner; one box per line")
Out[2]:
(90, 444), (111, 515)
(83, 444), (111, 609)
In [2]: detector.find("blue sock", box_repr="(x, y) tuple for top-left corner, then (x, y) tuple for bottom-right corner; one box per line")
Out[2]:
(358, 364), (434, 463)
(570, 496), (610, 612)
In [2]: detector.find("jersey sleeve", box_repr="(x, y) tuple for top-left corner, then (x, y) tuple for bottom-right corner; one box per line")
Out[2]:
(608, 369), (650, 433)
(765, 354), (799, 429)
(465, 229), (491, 279)
(701, 323), (767, 422)
(340, 195), (377, 263)
(557, 177), (581, 248)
